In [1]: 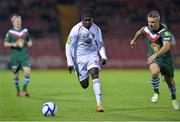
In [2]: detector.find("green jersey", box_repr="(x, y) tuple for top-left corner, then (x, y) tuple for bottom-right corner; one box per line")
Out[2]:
(5, 28), (31, 70)
(142, 24), (172, 57)
(5, 28), (30, 58)
(142, 24), (174, 77)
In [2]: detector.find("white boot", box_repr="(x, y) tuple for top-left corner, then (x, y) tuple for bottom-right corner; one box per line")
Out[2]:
(151, 93), (159, 103)
(172, 100), (180, 110)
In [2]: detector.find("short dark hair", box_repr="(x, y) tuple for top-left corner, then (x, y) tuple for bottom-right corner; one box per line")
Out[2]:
(80, 8), (94, 19)
(148, 11), (160, 19)
(10, 14), (21, 22)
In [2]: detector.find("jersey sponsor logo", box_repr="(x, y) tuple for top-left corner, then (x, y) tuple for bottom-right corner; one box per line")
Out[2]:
(151, 43), (160, 52)
(17, 39), (24, 48)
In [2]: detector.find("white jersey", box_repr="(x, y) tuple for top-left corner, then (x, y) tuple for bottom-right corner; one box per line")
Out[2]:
(66, 22), (107, 67)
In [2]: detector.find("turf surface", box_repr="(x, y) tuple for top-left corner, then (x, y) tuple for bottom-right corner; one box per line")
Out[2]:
(0, 69), (180, 121)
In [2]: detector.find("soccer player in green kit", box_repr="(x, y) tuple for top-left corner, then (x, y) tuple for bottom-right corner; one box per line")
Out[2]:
(4, 15), (33, 97)
(130, 11), (179, 110)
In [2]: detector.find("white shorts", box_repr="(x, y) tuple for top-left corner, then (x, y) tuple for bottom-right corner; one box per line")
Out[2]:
(75, 55), (100, 81)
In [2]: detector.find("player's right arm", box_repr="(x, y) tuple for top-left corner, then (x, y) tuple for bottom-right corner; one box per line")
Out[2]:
(65, 36), (74, 73)
(65, 26), (78, 73)
(4, 33), (18, 47)
(170, 33), (176, 46)
(130, 27), (144, 48)
(97, 27), (107, 65)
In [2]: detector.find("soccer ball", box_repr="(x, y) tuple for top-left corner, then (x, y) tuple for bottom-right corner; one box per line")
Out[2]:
(42, 102), (57, 116)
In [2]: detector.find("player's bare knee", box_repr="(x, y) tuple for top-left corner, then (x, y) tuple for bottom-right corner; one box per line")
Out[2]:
(23, 67), (31, 74)
(91, 73), (99, 79)
(81, 83), (89, 89)
(152, 74), (159, 79)
(151, 71), (160, 78)
(13, 77), (18, 81)
(169, 82), (175, 87)
(89, 68), (99, 79)
(13, 73), (19, 80)
(80, 79), (89, 89)
(25, 74), (30, 78)
(82, 84), (88, 89)
(165, 76), (175, 86)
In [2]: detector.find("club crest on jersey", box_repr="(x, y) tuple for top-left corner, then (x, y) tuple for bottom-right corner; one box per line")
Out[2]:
(17, 39), (24, 48)
(151, 43), (160, 52)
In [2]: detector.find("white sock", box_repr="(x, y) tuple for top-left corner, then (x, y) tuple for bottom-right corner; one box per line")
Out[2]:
(93, 78), (102, 105)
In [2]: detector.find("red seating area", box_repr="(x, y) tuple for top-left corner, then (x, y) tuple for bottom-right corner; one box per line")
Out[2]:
(29, 38), (66, 69)
(104, 37), (147, 68)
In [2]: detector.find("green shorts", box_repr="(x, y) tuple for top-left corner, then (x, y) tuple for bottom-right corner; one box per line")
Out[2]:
(10, 56), (31, 73)
(152, 57), (174, 77)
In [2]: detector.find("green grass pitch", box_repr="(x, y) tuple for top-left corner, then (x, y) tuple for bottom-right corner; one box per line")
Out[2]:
(0, 69), (180, 121)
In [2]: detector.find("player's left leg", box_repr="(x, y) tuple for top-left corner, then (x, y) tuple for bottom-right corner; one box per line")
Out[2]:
(89, 68), (104, 112)
(12, 64), (21, 96)
(149, 63), (161, 103)
(76, 61), (89, 89)
(164, 75), (179, 110)
(80, 77), (89, 89)
(13, 72), (21, 96)
(22, 67), (31, 97)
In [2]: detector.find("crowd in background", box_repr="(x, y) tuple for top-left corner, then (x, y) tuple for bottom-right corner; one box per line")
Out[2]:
(78, 0), (180, 35)
(0, 0), (180, 38)
(0, 0), (59, 38)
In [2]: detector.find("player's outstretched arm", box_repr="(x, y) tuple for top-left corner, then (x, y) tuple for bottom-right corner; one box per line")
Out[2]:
(130, 27), (144, 48)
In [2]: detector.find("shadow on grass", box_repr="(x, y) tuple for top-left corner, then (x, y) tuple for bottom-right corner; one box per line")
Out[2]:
(109, 106), (171, 111)
(29, 96), (83, 102)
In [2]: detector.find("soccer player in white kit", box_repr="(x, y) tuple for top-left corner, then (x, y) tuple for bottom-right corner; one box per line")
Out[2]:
(65, 8), (107, 112)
